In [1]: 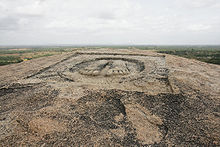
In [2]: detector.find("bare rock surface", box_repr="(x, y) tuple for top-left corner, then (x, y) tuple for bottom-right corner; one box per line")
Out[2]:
(0, 48), (220, 146)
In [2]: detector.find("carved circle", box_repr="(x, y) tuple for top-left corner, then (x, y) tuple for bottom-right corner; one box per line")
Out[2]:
(69, 57), (145, 77)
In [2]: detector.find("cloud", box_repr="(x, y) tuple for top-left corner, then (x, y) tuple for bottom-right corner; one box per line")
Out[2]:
(0, 0), (44, 32)
(0, 17), (20, 30)
(175, 0), (219, 8)
(187, 24), (212, 32)
(0, 0), (220, 45)
(97, 12), (117, 20)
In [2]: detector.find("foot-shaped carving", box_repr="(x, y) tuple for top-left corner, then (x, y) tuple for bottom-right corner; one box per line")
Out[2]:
(105, 60), (130, 76)
(79, 60), (108, 76)
(79, 59), (131, 77)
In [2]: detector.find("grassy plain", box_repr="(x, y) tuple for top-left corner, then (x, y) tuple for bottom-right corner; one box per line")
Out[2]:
(98, 45), (220, 65)
(0, 45), (220, 65)
(0, 47), (76, 66)
(157, 49), (220, 65)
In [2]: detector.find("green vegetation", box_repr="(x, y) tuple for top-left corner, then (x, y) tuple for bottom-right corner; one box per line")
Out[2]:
(0, 48), (70, 55)
(0, 45), (220, 66)
(0, 47), (77, 66)
(31, 53), (54, 59)
(157, 50), (220, 65)
(0, 56), (23, 66)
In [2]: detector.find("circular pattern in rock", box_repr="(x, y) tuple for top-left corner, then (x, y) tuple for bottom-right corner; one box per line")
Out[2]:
(70, 57), (145, 77)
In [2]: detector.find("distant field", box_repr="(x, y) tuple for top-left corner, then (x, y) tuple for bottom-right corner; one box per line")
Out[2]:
(127, 45), (220, 65)
(157, 50), (220, 65)
(0, 56), (23, 66)
(0, 47), (76, 66)
(104, 45), (220, 65)
(0, 45), (220, 66)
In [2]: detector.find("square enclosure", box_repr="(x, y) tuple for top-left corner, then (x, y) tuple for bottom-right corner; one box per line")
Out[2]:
(28, 52), (172, 93)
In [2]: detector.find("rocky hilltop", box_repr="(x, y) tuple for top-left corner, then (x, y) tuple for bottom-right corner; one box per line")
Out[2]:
(0, 49), (219, 146)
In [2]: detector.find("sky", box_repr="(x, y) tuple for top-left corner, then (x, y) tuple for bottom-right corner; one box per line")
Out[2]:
(0, 0), (220, 45)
